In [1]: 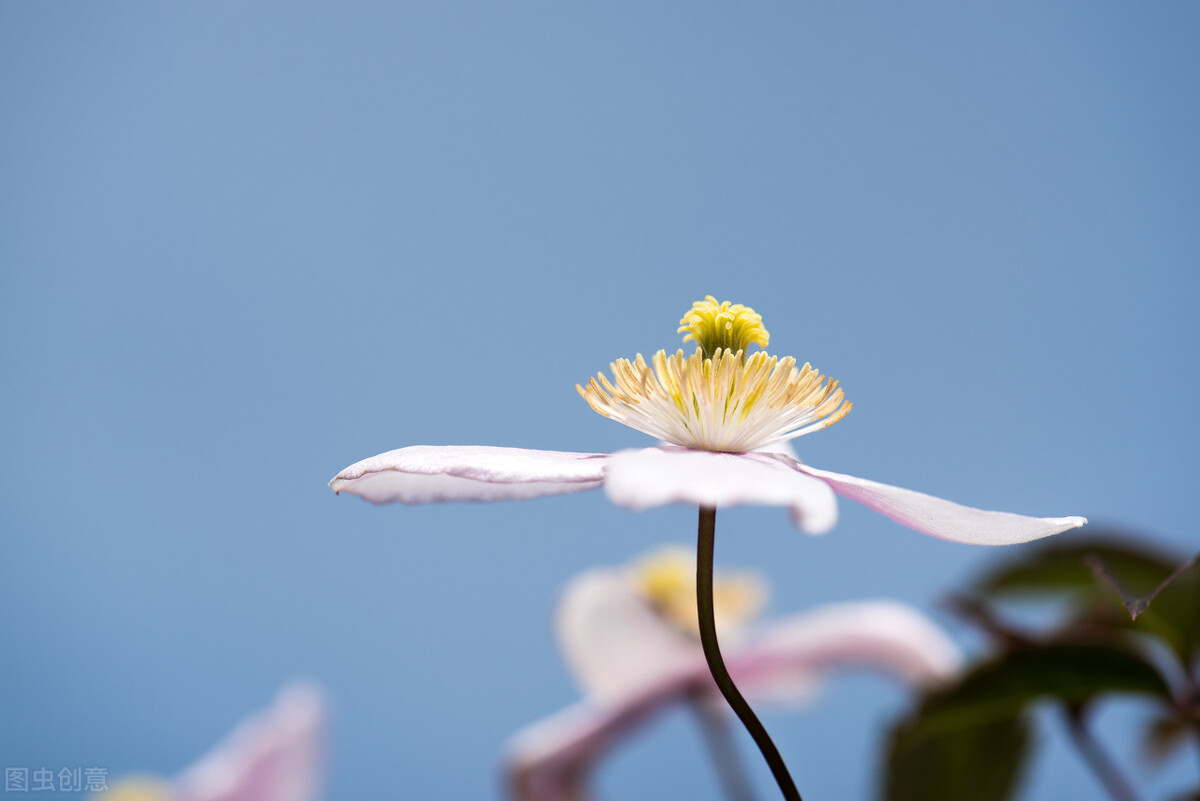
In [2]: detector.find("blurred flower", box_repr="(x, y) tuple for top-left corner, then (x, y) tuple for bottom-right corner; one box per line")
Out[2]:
(331, 297), (1084, 545)
(97, 684), (326, 801)
(505, 549), (963, 801)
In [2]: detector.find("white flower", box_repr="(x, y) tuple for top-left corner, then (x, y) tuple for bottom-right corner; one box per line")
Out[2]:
(97, 684), (326, 801)
(330, 297), (1084, 545)
(504, 552), (962, 801)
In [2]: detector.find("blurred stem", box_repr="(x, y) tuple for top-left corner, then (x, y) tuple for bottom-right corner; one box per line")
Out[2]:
(688, 692), (759, 801)
(1063, 705), (1142, 801)
(696, 506), (803, 801)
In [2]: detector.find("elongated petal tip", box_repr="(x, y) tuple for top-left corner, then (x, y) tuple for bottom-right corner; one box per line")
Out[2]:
(330, 445), (607, 505)
(794, 463), (1087, 545)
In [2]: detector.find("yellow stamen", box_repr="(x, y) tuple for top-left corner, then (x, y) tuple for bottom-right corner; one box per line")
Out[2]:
(633, 546), (767, 638)
(579, 297), (850, 452)
(678, 296), (770, 359)
(578, 347), (851, 453)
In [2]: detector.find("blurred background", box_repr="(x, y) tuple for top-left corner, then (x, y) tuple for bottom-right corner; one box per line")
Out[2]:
(2, 2), (1197, 799)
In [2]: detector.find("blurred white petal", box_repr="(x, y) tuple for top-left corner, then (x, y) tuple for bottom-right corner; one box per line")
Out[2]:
(555, 569), (700, 701)
(175, 684), (326, 801)
(506, 679), (696, 801)
(729, 600), (963, 705)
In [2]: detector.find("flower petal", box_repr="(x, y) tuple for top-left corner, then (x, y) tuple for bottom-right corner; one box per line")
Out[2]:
(790, 463), (1087, 545)
(603, 447), (838, 534)
(505, 680), (694, 801)
(728, 601), (962, 704)
(555, 569), (701, 701)
(329, 445), (607, 504)
(175, 684), (326, 801)
(519, 594), (963, 801)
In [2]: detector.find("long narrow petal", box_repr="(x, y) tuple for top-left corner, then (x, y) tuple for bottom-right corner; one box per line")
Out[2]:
(555, 569), (701, 701)
(175, 684), (326, 801)
(603, 447), (838, 534)
(506, 678), (696, 801)
(329, 445), (607, 504)
(728, 600), (962, 704)
(788, 461), (1087, 545)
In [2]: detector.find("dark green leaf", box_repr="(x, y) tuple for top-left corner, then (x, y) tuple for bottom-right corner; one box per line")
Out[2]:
(973, 535), (1180, 600)
(1132, 557), (1200, 664)
(881, 640), (1171, 801)
(915, 642), (1171, 736)
(883, 713), (1029, 801)
(1088, 551), (1199, 619)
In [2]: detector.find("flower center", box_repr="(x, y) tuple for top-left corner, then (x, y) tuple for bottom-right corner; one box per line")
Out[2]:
(678, 296), (770, 359)
(95, 780), (173, 801)
(578, 297), (852, 452)
(632, 546), (766, 639)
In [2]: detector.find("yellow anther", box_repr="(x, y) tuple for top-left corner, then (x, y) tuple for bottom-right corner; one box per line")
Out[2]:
(678, 296), (770, 358)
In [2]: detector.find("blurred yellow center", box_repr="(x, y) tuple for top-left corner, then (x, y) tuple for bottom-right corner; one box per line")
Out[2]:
(632, 546), (767, 638)
(96, 779), (173, 801)
(578, 296), (851, 452)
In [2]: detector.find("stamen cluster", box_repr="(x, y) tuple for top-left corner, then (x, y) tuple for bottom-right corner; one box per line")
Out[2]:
(579, 297), (850, 453)
(578, 346), (851, 453)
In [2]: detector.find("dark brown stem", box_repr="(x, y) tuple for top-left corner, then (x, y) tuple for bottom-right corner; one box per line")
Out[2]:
(696, 506), (802, 801)
(1063, 705), (1142, 801)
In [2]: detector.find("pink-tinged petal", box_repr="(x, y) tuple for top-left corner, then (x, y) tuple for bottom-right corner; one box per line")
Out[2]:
(603, 447), (839, 534)
(518, 594), (963, 800)
(329, 445), (607, 504)
(728, 601), (962, 704)
(175, 684), (326, 801)
(789, 462), (1087, 545)
(506, 677), (697, 801)
(555, 569), (700, 701)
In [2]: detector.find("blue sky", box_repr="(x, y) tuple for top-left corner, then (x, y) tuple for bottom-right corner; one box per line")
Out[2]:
(2, 3), (1198, 799)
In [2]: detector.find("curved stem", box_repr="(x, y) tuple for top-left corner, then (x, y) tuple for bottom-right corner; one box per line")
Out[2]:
(696, 506), (803, 801)
(1063, 706), (1142, 801)
(688, 691), (759, 801)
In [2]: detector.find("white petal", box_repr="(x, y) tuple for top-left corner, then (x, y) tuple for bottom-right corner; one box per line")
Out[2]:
(505, 680), (694, 801)
(176, 684), (326, 801)
(792, 463), (1087, 545)
(728, 601), (962, 704)
(603, 447), (839, 534)
(329, 445), (607, 504)
(555, 569), (701, 701)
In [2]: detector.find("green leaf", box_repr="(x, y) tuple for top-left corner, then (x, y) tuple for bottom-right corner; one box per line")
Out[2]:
(913, 642), (1171, 736)
(968, 535), (1199, 661)
(972, 535), (1180, 600)
(882, 640), (1171, 801)
(1132, 557), (1200, 664)
(884, 714), (1029, 801)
